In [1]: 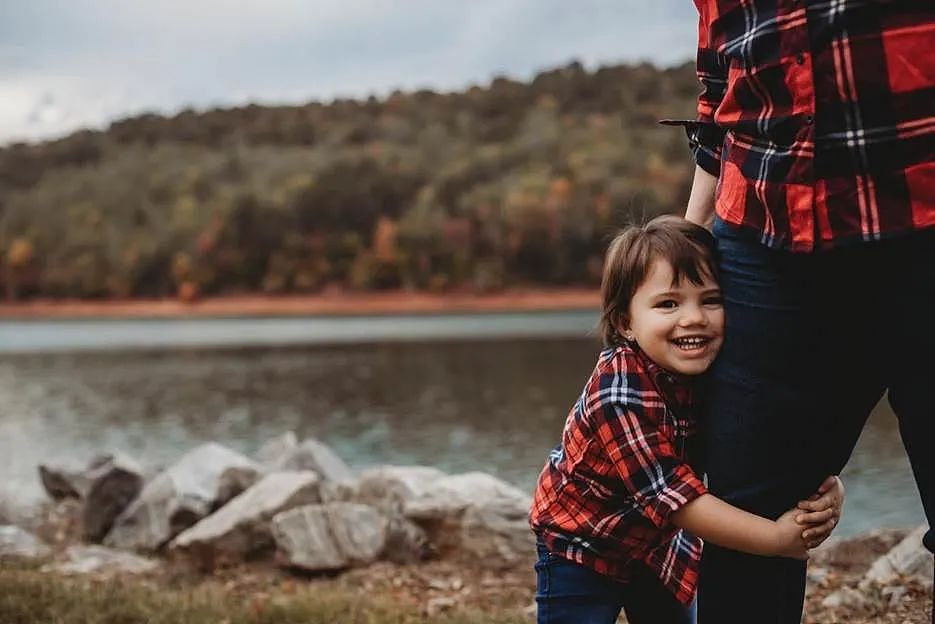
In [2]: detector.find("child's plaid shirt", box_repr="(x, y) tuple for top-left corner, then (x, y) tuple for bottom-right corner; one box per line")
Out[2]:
(529, 343), (707, 606)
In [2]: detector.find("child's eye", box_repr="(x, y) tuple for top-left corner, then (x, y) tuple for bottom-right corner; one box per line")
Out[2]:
(654, 300), (678, 309)
(704, 296), (724, 306)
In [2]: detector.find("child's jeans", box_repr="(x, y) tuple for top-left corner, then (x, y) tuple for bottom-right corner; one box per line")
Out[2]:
(535, 544), (695, 624)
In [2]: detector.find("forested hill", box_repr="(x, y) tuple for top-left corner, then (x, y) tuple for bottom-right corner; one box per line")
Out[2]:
(0, 61), (700, 300)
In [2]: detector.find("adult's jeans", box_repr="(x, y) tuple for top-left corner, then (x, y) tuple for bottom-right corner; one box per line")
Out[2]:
(535, 544), (695, 624)
(698, 219), (935, 623)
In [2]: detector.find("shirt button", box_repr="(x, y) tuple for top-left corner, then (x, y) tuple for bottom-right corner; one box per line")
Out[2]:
(805, 115), (814, 125)
(796, 53), (806, 65)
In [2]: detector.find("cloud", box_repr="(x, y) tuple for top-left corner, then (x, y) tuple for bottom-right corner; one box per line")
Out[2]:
(0, 0), (697, 145)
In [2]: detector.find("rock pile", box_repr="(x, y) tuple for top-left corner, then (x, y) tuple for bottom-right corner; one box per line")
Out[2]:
(4, 435), (535, 577)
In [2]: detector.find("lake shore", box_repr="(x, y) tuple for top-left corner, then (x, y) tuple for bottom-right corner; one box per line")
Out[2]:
(0, 289), (601, 320)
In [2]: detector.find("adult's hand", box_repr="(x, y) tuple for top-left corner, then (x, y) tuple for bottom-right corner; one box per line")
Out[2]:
(685, 165), (718, 229)
(796, 475), (845, 548)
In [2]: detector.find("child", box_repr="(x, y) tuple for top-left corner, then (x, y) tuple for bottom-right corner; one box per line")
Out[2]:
(529, 215), (843, 624)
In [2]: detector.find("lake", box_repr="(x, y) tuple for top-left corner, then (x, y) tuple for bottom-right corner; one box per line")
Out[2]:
(0, 313), (924, 536)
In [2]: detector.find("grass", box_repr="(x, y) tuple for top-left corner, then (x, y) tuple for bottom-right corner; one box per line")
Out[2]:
(0, 560), (530, 624)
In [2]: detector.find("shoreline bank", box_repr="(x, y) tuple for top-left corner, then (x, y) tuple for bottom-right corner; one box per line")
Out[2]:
(0, 289), (601, 321)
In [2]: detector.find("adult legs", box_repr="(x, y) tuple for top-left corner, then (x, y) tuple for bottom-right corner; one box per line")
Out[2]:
(697, 223), (886, 623)
(620, 564), (695, 624)
(882, 230), (935, 616)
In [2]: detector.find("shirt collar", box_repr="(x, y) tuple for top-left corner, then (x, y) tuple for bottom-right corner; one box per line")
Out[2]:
(623, 340), (694, 411)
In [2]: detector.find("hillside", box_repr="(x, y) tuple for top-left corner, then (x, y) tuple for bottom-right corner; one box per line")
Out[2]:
(0, 61), (700, 301)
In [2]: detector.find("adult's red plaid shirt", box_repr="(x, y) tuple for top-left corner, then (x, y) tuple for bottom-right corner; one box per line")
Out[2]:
(529, 344), (707, 606)
(665, 0), (935, 251)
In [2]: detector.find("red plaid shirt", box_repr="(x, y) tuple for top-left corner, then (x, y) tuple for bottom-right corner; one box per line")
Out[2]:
(665, 0), (935, 251)
(529, 344), (707, 606)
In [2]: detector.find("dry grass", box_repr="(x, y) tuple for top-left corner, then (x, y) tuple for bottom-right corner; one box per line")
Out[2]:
(0, 559), (530, 624)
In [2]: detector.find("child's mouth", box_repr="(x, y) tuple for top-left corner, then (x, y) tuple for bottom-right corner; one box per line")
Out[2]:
(671, 336), (712, 352)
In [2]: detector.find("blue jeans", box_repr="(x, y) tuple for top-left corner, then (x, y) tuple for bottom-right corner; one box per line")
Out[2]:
(698, 219), (935, 623)
(535, 544), (695, 624)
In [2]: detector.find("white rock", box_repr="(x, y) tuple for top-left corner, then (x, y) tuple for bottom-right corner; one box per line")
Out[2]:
(256, 431), (298, 466)
(864, 524), (933, 586)
(272, 502), (388, 571)
(0, 525), (51, 559)
(104, 443), (261, 551)
(354, 466), (446, 513)
(278, 438), (354, 484)
(44, 545), (158, 575)
(169, 471), (320, 566)
(402, 471), (531, 521)
(460, 503), (535, 564)
(398, 471), (533, 563)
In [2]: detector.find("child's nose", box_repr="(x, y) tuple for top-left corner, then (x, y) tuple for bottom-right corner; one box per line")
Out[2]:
(679, 304), (707, 325)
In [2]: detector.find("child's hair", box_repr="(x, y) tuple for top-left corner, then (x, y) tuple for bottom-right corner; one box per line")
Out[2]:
(599, 215), (719, 346)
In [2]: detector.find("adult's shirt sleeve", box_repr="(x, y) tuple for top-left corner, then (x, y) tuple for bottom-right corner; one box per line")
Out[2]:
(588, 374), (708, 529)
(660, 12), (729, 177)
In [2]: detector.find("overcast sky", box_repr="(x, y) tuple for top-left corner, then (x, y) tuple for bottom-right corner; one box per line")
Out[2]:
(0, 1), (697, 146)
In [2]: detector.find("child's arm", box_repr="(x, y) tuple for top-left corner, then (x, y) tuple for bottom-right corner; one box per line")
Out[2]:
(590, 391), (837, 561)
(672, 495), (808, 559)
(671, 475), (845, 559)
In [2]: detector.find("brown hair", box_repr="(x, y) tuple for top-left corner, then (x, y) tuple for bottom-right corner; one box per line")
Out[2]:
(599, 215), (719, 346)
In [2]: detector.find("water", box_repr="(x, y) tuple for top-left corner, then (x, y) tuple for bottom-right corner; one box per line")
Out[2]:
(0, 314), (924, 536)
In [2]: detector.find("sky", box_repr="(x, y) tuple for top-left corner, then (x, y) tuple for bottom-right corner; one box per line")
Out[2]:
(0, 1), (698, 146)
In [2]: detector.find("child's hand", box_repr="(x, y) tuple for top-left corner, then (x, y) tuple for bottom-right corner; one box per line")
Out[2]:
(795, 475), (845, 548)
(773, 508), (810, 560)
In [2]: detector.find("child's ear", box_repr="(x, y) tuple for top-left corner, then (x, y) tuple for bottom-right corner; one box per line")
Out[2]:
(615, 314), (632, 341)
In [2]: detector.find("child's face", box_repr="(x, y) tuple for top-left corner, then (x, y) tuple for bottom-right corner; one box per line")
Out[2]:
(622, 257), (724, 376)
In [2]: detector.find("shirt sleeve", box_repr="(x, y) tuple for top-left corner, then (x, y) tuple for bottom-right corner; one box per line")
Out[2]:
(588, 372), (708, 529)
(659, 13), (729, 177)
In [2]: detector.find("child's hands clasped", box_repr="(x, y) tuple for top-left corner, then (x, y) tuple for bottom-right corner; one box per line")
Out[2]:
(795, 475), (845, 548)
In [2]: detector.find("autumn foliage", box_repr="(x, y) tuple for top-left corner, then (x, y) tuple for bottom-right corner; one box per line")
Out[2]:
(0, 61), (700, 300)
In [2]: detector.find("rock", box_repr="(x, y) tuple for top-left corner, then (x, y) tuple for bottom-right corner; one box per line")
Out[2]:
(0, 525), (51, 559)
(821, 586), (870, 609)
(382, 513), (430, 564)
(272, 502), (388, 572)
(402, 471), (531, 521)
(397, 471), (533, 563)
(354, 466), (446, 513)
(37, 453), (145, 542)
(882, 585), (908, 605)
(256, 431), (298, 466)
(81, 453), (144, 542)
(460, 502), (535, 565)
(278, 438), (354, 484)
(39, 454), (113, 500)
(104, 443), (261, 551)
(351, 466), (446, 561)
(863, 524), (933, 586)
(44, 544), (158, 576)
(169, 471), (321, 568)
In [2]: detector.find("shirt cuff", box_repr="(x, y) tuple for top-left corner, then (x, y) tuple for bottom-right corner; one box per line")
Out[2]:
(637, 463), (708, 529)
(659, 119), (725, 178)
